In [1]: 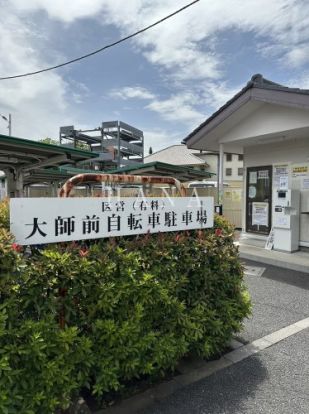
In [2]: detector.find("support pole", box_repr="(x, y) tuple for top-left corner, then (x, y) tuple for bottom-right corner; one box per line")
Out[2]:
(7, 169), (24, 198)
(15, 170), (24, 197)
(117, 121), (121, 168)
(216, 153), (220, 204)
(51, 182), (58, 197)
(219, 143), (224, 206)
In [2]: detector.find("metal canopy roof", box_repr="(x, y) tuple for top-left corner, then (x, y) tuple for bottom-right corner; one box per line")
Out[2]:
(107, 161), (214, 182)
(23, 168), (73, 184)
(0, 133), (99, 172)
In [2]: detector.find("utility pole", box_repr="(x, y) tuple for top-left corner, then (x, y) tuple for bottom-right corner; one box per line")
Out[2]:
(8, 113), (11, 136)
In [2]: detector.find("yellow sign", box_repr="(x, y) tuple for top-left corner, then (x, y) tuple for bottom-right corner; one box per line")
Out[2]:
(292, 166), (308, 174)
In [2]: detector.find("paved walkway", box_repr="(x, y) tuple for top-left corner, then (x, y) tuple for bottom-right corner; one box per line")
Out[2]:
(239, 243), (309, 273)
(239, 259), (309, 343)
(139, 260), (309, 414)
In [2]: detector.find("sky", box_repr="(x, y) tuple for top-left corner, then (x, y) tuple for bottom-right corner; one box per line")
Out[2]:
(0, 0), (309, 153)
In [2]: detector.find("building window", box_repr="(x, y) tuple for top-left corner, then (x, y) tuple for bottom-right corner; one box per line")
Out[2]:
(238, 154), (243, 161)
(226, 153), (232, 162)
(226, 168), (232, 176)
(238, 168), (243, 176)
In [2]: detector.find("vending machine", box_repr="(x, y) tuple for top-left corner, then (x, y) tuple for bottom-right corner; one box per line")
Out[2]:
(273, 190), (300, 252)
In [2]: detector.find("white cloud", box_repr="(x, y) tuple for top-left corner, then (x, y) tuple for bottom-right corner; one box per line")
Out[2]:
(110, 86), (155, 100)
(68, 80), (91, 104)
(143, 128), (180, 152)
(285, 46), (309, 67)
(9, 0), (106, 23)
(287, 72), (309, 90)
(146, 92), (204, 126)
(201, 81), (241, 110)
(87, 0), (309, 80)
(3, 0), (309, 141)
(7, 0), (309, 81)
(0, 8), (79, 139)
(109, 87), (205, 127)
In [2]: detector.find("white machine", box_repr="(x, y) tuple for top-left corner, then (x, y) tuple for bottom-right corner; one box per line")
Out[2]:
(273, 189), (300, 252)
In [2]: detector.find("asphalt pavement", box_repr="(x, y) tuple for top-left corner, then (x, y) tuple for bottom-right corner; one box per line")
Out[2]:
(140, 260), (309, 414)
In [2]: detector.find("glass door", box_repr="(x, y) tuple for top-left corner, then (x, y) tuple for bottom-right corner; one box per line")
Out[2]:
(246, 166), (272, 234)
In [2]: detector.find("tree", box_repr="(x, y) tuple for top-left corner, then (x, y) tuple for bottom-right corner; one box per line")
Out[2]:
(39, 137), (59, 145)
(39, 137), (90, 151)
(149, 146), (153, 155)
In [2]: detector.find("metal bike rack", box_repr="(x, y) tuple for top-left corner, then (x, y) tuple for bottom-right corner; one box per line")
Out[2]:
(59, 173), (187, 198)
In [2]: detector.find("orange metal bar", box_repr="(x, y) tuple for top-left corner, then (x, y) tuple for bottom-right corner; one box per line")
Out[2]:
(59, 173), (186, 197)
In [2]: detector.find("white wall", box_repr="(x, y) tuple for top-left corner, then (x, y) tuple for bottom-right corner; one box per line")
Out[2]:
(197, 153), (217, 176)
(244, 137), (309, 167)
(221, 104), (309, 145)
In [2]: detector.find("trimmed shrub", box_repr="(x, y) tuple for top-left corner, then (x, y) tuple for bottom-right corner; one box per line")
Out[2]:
(0, 198), (9, 230)
(0, 199), (251, 413)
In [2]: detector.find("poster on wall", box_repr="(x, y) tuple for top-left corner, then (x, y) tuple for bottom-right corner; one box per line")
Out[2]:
(258, 170), (269, 179)
(249, 171), (257, 184)
(252, 202), (268, 226)
(273, 164), (289, 189)
(279, 175), (289, 190)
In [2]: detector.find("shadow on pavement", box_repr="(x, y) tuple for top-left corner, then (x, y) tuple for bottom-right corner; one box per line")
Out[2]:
(141, 355), (268, 414)
(243, 259), (309, 290)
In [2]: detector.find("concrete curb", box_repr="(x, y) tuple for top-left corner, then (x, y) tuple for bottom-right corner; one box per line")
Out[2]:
(239, 245), (309, 273)
(94, 317), (309, 414)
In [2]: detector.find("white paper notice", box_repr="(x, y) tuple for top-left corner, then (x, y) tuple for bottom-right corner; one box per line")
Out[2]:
(302, 178), (309, 190)
(252, 202), (268, 226)
(249, 171), (257, 184)
(279, 176), (289, 190)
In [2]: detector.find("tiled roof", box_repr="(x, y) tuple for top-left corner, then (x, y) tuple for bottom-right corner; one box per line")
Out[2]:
(182, 74), (309, 144)
(145, 144), (207, 166)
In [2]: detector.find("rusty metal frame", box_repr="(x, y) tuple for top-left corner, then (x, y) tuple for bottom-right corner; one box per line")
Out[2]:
(59, 173), (187, 197)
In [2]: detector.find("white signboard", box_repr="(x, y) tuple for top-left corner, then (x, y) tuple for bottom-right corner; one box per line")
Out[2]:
(252, 202), (268, 226)
(265, 227), (274, 250)
(279, 175), (289, 191)
(10, 197), (214, 245)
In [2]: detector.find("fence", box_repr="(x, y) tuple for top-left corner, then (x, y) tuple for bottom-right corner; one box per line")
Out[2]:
(186, 187), (242, 228)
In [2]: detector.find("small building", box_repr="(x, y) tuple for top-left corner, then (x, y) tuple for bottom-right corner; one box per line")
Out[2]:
(184, 74), (309, 252)
(145, 145), (242, 227)
(145, 144), (210, 170)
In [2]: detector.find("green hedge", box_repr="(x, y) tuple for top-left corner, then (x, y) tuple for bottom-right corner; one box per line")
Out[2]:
(0, 200), (251, 413)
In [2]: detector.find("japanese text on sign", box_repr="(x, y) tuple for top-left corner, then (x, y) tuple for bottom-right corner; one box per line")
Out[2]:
(10, 197), (214, 245)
